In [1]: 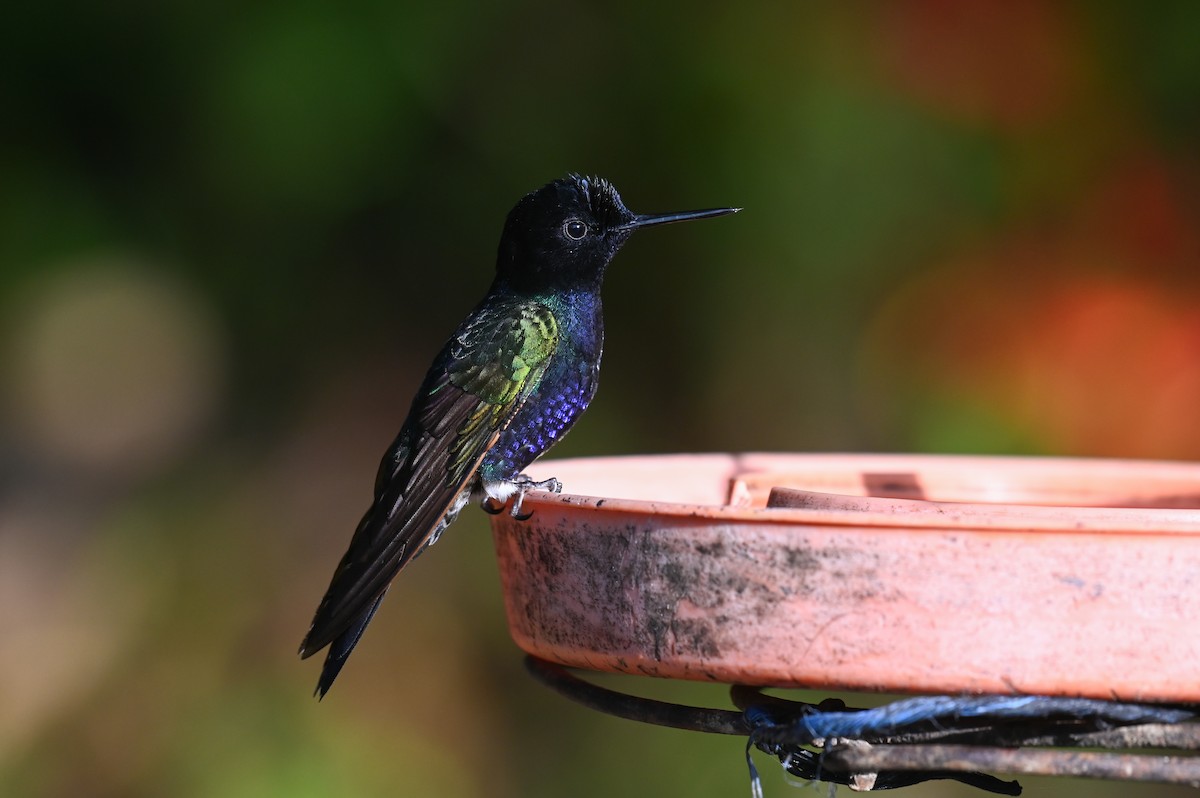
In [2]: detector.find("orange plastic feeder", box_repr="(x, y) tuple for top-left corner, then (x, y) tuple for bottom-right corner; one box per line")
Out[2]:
(489, 453), (1200, 702)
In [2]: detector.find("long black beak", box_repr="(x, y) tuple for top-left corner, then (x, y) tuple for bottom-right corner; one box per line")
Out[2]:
(616, 206), (741, 231)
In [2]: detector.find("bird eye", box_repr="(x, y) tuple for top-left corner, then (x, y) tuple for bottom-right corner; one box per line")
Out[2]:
(563, 220), (588, 240)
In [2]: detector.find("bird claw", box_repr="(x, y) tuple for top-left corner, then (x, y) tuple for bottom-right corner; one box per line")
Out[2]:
(509, 475), (562, 521)
(480, 496), (506, 515)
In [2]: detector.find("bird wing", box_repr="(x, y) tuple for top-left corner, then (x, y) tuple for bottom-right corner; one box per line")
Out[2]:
(300, 298), (560, 657)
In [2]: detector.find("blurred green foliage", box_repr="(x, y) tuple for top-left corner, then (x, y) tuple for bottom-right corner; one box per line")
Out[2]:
(3, 2), (1200, 797)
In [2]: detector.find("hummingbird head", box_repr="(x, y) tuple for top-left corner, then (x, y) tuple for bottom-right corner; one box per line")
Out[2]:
(496, 174), (739, 293)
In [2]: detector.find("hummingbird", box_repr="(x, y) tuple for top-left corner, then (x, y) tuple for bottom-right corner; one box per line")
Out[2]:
(299, 174), (739, 697)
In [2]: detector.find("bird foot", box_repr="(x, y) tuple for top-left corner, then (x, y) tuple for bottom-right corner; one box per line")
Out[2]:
(479, 475), (562, 520)
(480, 496), (506, 515)
(510, 475), (563, 521)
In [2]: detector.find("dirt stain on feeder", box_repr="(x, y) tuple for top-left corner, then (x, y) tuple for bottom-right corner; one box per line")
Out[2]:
(494, 506), (904, 683)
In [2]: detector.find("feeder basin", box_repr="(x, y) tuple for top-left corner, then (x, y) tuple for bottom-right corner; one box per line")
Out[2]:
(489, 453), (1200, 701)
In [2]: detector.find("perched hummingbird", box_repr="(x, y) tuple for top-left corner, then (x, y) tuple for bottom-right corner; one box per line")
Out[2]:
(299, 174), (739, 697)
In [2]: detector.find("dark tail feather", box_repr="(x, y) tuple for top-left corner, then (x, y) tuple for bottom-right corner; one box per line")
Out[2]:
(314, 590), (387, 699)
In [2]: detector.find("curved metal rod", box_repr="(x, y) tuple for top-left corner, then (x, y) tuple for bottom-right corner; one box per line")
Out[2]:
(822, 743), (1200, 787)
(523, 655), (747, 735)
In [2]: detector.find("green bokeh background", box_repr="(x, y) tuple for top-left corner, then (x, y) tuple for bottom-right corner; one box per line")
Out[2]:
(4, 2), (1200, 797)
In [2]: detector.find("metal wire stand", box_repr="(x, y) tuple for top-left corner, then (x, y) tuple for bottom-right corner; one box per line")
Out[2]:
(525, 656), (1200, 794)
